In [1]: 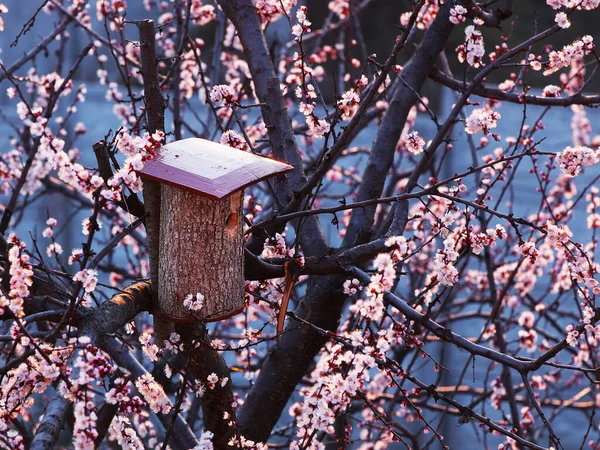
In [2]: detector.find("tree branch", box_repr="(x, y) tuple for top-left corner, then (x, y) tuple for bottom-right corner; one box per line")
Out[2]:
(342, 0), (462, 247)
(430, 67), (600, 107)
(29, 393), (69, 450)
(215, 0), (328, 258)
(106, 338), (198, 450)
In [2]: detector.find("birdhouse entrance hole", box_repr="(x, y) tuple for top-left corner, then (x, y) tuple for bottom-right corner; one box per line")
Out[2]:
(226, 212), (239, 229)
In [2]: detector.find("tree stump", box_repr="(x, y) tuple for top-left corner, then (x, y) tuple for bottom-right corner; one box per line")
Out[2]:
(158, 188), (244, 322)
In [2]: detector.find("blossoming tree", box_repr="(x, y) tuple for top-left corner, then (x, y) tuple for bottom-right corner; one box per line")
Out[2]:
(1, 0), (600, 449)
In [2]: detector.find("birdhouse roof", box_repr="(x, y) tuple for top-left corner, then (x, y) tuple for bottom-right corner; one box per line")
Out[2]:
(138, 138), (293, 199)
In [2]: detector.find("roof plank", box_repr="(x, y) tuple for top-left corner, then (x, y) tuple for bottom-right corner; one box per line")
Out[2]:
(138, 138), (293, 199)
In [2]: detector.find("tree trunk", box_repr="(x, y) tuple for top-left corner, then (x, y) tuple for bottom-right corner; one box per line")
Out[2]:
(157, 188), (244, 331)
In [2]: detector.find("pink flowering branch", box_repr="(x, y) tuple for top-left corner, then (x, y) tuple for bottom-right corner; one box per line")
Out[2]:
(0, 43), (93, 235)
(348, 266), (529, 371)
(342, 0), (464, 246)
(274, 287), (548, 449)
(389, 21), (564, 246)
(248, 148), (555, 236)
(48, 0), (141, 68)
(282, 5), (422, 216)
(216, 0), (329, 258)
(106, 338), (198, 450)
(284, 0), (376, 50)
(430, 67), (600, 106)
(399, 373), (547, 450)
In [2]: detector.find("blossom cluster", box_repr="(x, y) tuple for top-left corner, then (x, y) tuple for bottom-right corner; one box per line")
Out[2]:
(73, 268), (99, 293)
(291, 6), (311, 38)
(209, 84), (236, 105)
(261, 232), (295, 259)
(109, 416), (144, 450)
(134, 373), (172, 415)
(433, 238), (460, 286)
(400, 0), (440, 30)
(404, 130), (426, 155)
(0, 344), (65, 427)
(285, 7), (332, 139)
(465, 106), (501, 136)
(542, 36), (594, 76)
(184, 292), (205, 312)
(255, 0), (296, 25)
(219, 129), (248, 151)
(1, 234), (34, 318)
(139, 332), (160, 362)
(190, 1), (215, 26)
(105, 376), (145, 415)
(58, 342), (117, 449)
(456, 24), (485, 68)
(449, 5), (467, 24)
(291, 341), (378, 445)
(547, 0), (599, 9)
(556, 145), (599, 177)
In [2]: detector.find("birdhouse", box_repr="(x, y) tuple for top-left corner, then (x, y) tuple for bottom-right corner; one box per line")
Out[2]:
(138, 137), (292, 325)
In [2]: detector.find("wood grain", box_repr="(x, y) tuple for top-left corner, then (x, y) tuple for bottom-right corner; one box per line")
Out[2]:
(157, 188), (244, 322)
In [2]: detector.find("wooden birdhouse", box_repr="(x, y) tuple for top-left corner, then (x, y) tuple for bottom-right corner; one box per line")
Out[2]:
(138, 137), (292, 326)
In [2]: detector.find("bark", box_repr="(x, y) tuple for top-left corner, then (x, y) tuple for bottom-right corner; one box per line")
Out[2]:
(177, 324), (237, 450)
(465, 0), (513, 27)
(136, 18), (171, 351)
(29, 394), (68, 450)
(137, 18), (164, 315)
(430, 67), (600, 107)
(79, 279), (153, 344)
(137, 20), (166, 134)
(157, 188), (244, 323)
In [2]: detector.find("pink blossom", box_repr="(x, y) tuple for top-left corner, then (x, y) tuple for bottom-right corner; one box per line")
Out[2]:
(465, 107), (501, 135)
(544, 220), (572, 249)
(338, 90), (360, 118)
(404, 130), (425, 155)
(342, 278), (362, 296)
(449, 5), (467, 24)
(192, 431), (215, 450)
(73, 269), (99, 293)
(457, 25), (485, 68)
(184, 292), (205, 312)
(220, 129), (248, 151)
(328, 0), (349, 19)
(556, 145), (599, 177)
(566, 324), (579, 347)
(135, 373), (171, 414)
(555, 12), (571, 29)
(209, 84), (235, 104)
(191, 2), (215, 25)
(542, 85), (561, 97)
